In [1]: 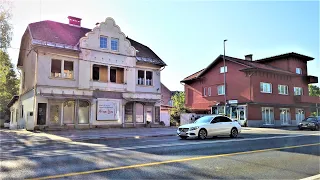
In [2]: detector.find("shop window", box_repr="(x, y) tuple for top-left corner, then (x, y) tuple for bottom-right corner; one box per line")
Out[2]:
(262, 107), (274, 125)
(92, 65), (108, 82)
(110, 67), (124, 84)
(136, 103), (144, 123)
(63, 101), (75, 124)
(138, 70), (144, 85)
(78, 100), (89, 124)
(146, 107), (153, 123)
(51, 59), (62, 78)
(64, 61), (74, 78)
(125, 102), (133, 122)
(146, 71), (153, 86)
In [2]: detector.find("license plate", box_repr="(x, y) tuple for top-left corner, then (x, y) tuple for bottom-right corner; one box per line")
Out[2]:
(179, 132), (186, 136)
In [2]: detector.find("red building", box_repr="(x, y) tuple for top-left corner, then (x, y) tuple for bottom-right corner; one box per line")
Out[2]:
(181, 52), (319, 127)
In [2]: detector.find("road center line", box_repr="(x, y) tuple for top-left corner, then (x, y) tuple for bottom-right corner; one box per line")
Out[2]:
(26, 142), (320, 180)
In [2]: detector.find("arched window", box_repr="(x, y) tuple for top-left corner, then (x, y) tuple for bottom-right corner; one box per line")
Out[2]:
(78, 100), (89, 124)
(63, 100), (75, 124)
(125, 102), (133, 123)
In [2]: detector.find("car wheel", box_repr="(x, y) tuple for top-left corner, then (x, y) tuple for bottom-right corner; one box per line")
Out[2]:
(230, 128), (238, 138)
(314, 125), (319, 131)
(198, 129), (207, 140)
(180, 136), (188, 140)
(298, 125), (303, 130)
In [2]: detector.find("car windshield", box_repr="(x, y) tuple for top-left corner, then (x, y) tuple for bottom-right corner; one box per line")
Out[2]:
(194, 116), (213, 124)
(303, 117), (315, 122)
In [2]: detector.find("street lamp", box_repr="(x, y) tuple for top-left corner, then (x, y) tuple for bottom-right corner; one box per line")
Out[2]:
(223, 39), (227, 115)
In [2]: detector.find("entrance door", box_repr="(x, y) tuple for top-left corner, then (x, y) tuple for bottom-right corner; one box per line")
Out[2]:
(37, 103), (47, 125)
(49, 103), (61, 126)
(295, 108), (305, 125)
(280, 108), (290, 125)
(237, 107), (247, 126)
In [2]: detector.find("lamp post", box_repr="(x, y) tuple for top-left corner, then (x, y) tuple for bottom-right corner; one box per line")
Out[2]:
(223, 39), (227, 115)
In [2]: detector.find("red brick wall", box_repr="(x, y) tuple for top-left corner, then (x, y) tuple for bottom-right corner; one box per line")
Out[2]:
(185, 59), (251, 110)
(260, 57), (308, 76)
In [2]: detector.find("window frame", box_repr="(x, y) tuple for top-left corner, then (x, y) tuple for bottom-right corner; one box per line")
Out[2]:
(296, 68), (302, 75)
(111, 38), (119, 51)
(208, 87), (212, 96)
(146, 71), (153, 86)
(260, 82), (272, 93)
(220, 66), (227, 73)
(137, 69), (153, 86)
(100, 36), (108, 49)
(203, 87), (207, 97)
(217, 85), (225, 95)
(50, 59), (74, 79)
(294, 87), (303, 96)
(278, 84), (288, 95)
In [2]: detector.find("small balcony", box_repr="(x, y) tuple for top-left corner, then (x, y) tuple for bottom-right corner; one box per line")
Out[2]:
(306, 75), (318, 84)
(294, 95), (320, 104)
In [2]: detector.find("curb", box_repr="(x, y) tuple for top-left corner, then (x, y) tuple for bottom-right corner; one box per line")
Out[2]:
(0, 133), (177, 146)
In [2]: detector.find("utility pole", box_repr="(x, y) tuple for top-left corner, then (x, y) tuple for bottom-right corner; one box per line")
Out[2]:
(223, 39), (227, 115)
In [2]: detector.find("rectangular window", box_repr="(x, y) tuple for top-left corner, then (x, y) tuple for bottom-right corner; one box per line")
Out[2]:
(296, 68), (302, 74)
(208, 87), (212, 96)
(110, 67), (124, 84)
(92, 65), (108, 82)
(217, 85), (225, 95)
(100, 36), (107, 48)
(203, 87), (207, 96)
(260, 82), (272, 93)
(146, 71), (153, 86)
(137, 70), (145, 85)
(220, 66), (227, 73)
(294, 87), (303, 95)
(51, 59), (62, 78)
(262, 107), (274, 125)
(278, 85), (288, 95)
(63, 61), (74, 79)
(111, 38), (119, 51)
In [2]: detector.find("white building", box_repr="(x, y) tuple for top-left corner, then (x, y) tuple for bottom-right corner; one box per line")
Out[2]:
(9, 16), (167, 130)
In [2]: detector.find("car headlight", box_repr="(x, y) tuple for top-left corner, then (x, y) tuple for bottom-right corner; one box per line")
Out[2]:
(190, 126), (199, 131)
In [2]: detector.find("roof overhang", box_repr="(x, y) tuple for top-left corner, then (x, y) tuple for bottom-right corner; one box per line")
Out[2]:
(7, 95), (19, 108)
(256, 52), (314, 62)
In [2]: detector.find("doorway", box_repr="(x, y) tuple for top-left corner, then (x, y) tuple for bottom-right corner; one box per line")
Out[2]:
(280, 108), (290, 125)
(37, 103), (47, 125)
(237, 106), (247, 126)
(295, 108), (305, 125)
(49, 103), (61, 126)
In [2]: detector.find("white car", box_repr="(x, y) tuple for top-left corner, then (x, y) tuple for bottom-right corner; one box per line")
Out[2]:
(177, 115), (242, 140)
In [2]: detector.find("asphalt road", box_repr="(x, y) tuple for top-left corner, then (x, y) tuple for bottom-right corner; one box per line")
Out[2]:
(1, 128), (319, 179)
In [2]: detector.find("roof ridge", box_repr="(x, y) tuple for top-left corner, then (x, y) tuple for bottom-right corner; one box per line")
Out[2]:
(183, 68), (205, 80)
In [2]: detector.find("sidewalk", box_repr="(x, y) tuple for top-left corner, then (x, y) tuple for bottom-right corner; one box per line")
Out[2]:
(0, 127), (177, 145)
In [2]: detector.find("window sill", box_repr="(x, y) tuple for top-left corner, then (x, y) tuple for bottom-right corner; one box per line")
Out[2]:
(278, 93), (289, 95)
(217, 94), (225, 96)
(49, 76), (75, 81)
(91, 80), (108, 83)
(137, 84), (154, 87)
(260, 92), (272, 94)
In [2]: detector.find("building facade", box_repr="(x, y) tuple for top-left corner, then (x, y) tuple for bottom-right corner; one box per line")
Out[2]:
(10, 16), (167, 130)
(181, 53), (319, 127)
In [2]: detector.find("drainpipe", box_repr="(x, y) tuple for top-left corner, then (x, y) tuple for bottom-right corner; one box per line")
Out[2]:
(32, 49), (39, 130)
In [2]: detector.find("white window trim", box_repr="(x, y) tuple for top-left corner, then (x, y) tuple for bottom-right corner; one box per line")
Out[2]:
(260, 82), (272, 94)
(296, 68), (302, 75)
(50, 59), (74, 79)
(262, 107), (274, 125)
(294, 87), (303, 96)
(217, 85), (225, 95)
(203, 87), (207, 97)
(278, 85), (288, 95)
(111, 38), (119, 51)
(220, 66), (227, 73)
(100, 36), (108, 49)
(137, 69), (153, 86)
(208, 87), (212, 96)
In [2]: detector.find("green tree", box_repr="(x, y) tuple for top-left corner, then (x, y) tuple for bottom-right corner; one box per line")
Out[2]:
(0, 1), (19, 119)
(309, 85), (320, 97)
(170, 92), (187, 124)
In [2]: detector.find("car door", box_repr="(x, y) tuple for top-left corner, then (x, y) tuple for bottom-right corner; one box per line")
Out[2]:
(208, 117), (223, 136)
(219, 116), (233, 135)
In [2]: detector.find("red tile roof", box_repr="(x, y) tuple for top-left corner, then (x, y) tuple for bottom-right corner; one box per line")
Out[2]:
(256, 52), (314, 62)
(181, 68), (205, 82)
(26, 20), (166, 66)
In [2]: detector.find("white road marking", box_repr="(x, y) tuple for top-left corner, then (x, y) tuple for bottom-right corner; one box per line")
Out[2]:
(300, 174), (320, 180)
(1, 133), (319, 160)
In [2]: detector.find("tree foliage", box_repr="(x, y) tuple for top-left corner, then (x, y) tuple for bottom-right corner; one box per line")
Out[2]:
(0, 2), (19, 118)
(309, 85), (320, 97)
(170, 92), (187, 123)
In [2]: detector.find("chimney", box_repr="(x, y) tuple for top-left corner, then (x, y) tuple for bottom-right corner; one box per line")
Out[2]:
(68, 16), (81, 26)
(245, 54), (253, 61)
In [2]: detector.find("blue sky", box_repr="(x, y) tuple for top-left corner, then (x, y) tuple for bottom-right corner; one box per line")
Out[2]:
(8, 0), (320, 91)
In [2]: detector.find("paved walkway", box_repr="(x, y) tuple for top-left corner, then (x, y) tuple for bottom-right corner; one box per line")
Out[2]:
(0, 127), (177, 145)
